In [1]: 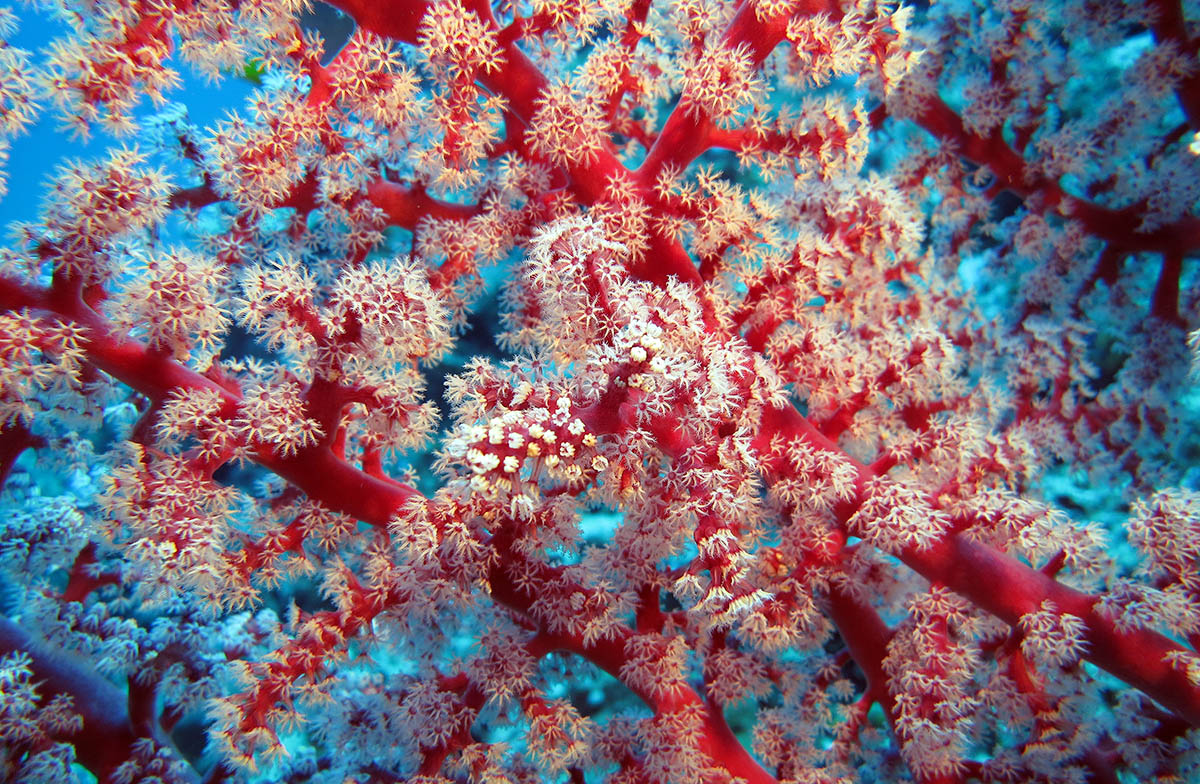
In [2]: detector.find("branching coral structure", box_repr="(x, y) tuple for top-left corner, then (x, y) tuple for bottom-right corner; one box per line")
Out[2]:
(0, 1), (1199, 783)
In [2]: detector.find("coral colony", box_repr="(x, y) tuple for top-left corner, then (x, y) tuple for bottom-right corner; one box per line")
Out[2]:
(2, 0), (1200, 782)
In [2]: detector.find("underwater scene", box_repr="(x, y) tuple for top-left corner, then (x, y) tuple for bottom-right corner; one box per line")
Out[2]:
(0, 0), (1198, 782)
